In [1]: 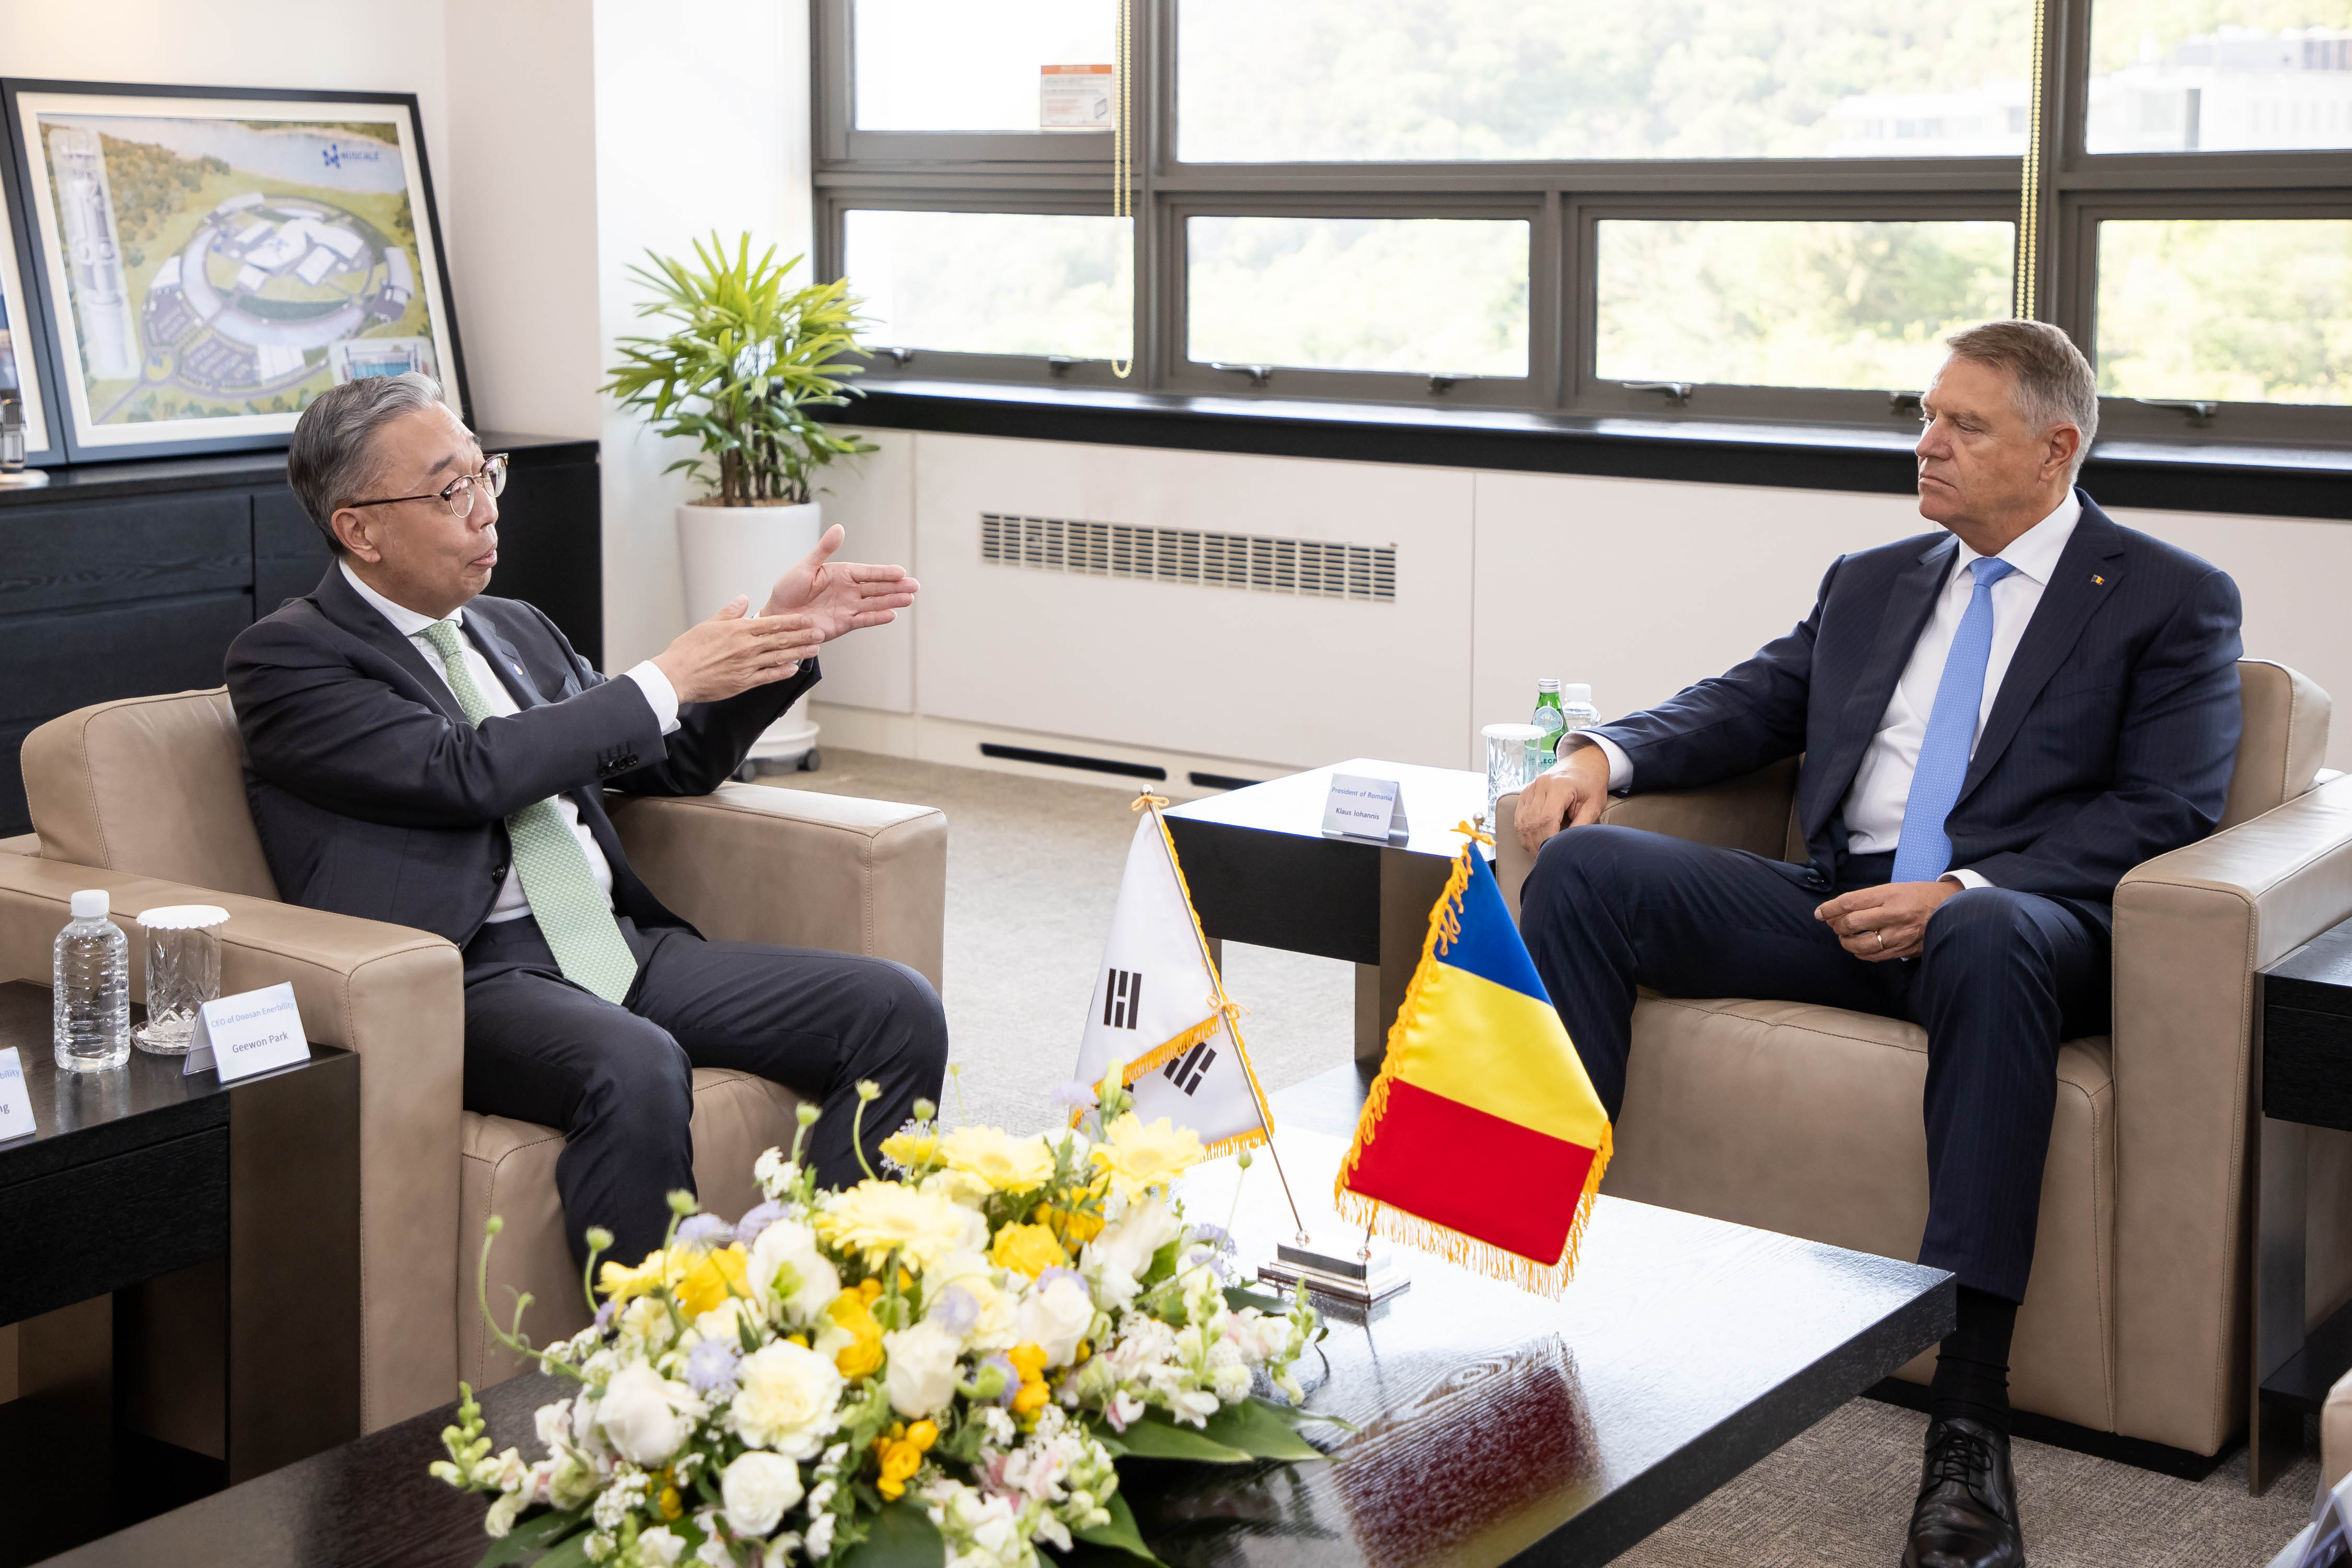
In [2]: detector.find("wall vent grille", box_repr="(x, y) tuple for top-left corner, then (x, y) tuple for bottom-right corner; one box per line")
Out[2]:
(979, 514), (1396, 603)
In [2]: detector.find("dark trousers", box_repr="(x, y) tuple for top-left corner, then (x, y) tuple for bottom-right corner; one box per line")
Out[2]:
(462, 914), (948, 1266)
(1518, 824), (2108, 1302)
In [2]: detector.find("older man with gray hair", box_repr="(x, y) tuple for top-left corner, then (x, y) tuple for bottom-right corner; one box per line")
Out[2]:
(1513, 320), (2243, 1568)
(226, 373), (943, 1271)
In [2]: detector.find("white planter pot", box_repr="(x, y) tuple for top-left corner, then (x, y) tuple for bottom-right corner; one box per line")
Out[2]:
(676, 499), (824, 775)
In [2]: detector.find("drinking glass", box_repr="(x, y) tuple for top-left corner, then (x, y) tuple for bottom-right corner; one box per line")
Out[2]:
(1483, 722), (1546, 824)
(134, 905), (228, 1054)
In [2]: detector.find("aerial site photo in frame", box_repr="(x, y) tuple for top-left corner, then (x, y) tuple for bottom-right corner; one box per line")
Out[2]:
(3, 81), (465, 462)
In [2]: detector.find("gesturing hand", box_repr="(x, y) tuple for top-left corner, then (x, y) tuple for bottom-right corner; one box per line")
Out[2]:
(652, 596), (824, 705)
(762, 523), (919, 642)
(1814, 879), (1964, 962)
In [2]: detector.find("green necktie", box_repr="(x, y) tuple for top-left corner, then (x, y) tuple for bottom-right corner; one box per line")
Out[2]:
(420, 620), (639, 1004)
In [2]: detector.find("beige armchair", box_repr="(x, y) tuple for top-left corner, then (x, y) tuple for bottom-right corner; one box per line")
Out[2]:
(3, 688), (946, 1432)
(1496, 659), (2352, 1458)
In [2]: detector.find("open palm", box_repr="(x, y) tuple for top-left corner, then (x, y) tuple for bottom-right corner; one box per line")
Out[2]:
(762, 523), (919, 640)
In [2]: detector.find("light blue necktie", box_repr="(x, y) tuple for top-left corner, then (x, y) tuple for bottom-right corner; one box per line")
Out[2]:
(1892, 557), (2017, 885)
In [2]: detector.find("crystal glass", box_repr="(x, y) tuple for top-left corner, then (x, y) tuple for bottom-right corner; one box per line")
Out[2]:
(134, 904), (228, 1055)
(1483, 722), (1547, 823)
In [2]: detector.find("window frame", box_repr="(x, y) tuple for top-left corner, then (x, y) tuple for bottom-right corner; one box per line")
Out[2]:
(812, 0), (2352, 445)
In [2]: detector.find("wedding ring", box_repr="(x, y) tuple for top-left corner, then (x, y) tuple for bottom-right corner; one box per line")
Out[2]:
(1876, 931), (1885, 948)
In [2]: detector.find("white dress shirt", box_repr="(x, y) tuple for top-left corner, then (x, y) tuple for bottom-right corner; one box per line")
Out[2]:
(340, 561), (681, 921)
(1574, 492), (2082, 889)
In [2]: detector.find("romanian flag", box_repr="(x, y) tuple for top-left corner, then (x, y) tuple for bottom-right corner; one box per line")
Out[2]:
(1336, 834), (1612, 1296)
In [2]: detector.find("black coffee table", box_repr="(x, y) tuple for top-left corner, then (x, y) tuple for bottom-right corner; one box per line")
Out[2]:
(1165, 759), (1490, 1063)
(0, 980), (359, 1566)
(43, 1065), (1952, 1567)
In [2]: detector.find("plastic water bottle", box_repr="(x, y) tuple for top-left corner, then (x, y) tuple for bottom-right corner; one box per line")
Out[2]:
(54, 889), (130, 1073)
(1560, 683), (1601, 737)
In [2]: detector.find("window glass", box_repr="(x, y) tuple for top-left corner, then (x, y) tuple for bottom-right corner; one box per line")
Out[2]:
(1185, 217), (1529, 377)
(843, 210), (1131, 359)
(1176, 0), (2033, 162)
(854, 0), (1115, 132)
(2095, 218), (2352, 403)
(1595, 220), (2015, 391)
(2085, 2), (2352, 153)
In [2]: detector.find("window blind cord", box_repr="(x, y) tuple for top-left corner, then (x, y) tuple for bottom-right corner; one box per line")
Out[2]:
(2014, 0), (2046, 320)
(1112, 0), (1134, 378)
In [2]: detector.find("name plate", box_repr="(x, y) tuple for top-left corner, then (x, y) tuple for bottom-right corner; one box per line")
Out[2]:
(1322, 773), (1411, 843)
(184, 983), (310, 1082)
(0, 1047), (32, 1143)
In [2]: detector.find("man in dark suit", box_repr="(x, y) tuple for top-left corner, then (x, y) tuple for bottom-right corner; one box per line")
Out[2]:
(227, 373), (944, 1269)
(1515, 320), (2242, 1568)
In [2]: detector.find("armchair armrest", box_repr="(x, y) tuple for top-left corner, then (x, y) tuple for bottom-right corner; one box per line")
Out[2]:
(1494, 757), (1801, 917)
(2111, 775), (2352, 1455)
(0, 853), (463, 1434)
(606, 782), (946, 991)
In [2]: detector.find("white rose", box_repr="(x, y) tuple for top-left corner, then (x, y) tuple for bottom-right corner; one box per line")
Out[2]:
(882, 1317), (963, 1419)
(730, 1341), (846, 1459)
(639, 1524), (685, 1566)
(1087, 1190), (1182, 1281)
(594, 1362), (705, 1468)
(721, 1450), (805, 1537)
(748, 1219), (841, 1329)
(1014, 1274), (1095, 1369)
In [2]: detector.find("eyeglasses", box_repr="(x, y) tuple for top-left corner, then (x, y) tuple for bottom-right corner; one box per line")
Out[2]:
(345, 453), (510, 520)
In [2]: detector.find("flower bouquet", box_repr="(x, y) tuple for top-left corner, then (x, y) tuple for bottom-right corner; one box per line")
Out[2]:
(431, 1070), (1327, 1567)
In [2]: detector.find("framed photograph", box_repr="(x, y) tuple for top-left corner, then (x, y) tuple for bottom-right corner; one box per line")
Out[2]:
(2, 80), (467, 464)
(0, 114), (60, 467)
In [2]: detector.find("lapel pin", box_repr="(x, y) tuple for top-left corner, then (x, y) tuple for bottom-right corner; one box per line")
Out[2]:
(2091, 574), (2105, 585)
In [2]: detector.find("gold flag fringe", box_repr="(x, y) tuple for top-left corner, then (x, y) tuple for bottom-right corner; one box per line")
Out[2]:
(1332, 834), (1613, 1297)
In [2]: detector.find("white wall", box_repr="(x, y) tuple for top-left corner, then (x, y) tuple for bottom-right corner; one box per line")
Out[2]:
(592, 0), (813, 672)
(813, 431), (2352, 777)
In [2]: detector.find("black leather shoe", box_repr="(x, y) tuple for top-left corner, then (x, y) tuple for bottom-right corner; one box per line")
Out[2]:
(1901, 1416), (2025, 1568)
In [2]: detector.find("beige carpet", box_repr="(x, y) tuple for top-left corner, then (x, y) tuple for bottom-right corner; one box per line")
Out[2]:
(770, 747), (2321, 1568)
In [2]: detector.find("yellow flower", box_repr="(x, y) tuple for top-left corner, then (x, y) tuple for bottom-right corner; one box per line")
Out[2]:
(1034, 1195), (1106, 1247)
(989, 1222), (1069, 1279)
(817, 1180), (988, 1271)
(869, 1420), (939, 1500)
(1008, 1341), (1052, 1420)
(880, 1127), (940, 1171)
(658, 1484), (683, 1520)
(939, 1127), (1058, 1193)
(1089, 1113), (1206, 1198)
(825, 1288), (885, 1379)
(595, 1243), (749, 1318)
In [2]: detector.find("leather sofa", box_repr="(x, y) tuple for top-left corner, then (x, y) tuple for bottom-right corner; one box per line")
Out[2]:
(1496, 659), (2352, 1458)
(2, 688), (946, 1432)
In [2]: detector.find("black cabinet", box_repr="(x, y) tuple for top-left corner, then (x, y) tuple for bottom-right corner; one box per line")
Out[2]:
(0, 432), (599, 837)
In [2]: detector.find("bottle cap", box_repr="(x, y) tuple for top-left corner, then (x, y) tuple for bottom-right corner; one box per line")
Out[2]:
(70, 889), (109, 919)
(1564, 684), (1592, 704)
(1536, 678), (1561, 692)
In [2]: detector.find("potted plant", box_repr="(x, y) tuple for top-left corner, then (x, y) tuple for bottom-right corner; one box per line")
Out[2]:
(604, 232), (878, 776)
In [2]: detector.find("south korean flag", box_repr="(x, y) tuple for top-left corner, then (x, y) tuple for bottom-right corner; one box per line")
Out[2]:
(1074, 803), (1274, 1157)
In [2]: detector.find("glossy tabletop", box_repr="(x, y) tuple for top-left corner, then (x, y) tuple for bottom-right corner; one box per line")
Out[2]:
(1165, 758), (1492, 861)
(46, 1066), (1951, 1568)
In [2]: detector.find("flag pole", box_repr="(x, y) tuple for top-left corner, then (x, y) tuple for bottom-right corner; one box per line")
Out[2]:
(1137, 793), (1311, 1246)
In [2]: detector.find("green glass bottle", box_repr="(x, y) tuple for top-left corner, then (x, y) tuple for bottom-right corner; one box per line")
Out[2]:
(1531, 678), (1566, 767)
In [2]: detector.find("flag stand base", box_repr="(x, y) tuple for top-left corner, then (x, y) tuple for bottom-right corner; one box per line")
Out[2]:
(1257, 1238), (1410, 1307)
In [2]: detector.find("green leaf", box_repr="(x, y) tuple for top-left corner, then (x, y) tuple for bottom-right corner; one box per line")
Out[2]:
(471, 1508), (585, 1566)
(837, 1497), (946, 1568)
(1197, 1398), (1330, 1462)
(1100, 1413), (1254, 1463)
(1074, 1490), (1163, 1565)
(1221, 1285), (1286, 1314)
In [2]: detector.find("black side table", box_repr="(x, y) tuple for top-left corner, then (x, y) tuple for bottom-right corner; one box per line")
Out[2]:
(0, 979), (359, 1564)
(2254, 924), (2352, 1492)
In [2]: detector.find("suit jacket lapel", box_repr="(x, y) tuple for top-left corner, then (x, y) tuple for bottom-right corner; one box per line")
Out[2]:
(1956, 501), (2130, 804)
(1805, 535), (1955, 841)
(464, 613), (547, 712)
(312, 566), (471, 725)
